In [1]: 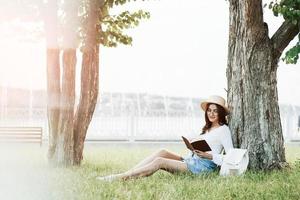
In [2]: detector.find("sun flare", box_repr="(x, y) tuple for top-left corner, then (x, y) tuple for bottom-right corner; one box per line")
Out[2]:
(0, 39), (46, 90)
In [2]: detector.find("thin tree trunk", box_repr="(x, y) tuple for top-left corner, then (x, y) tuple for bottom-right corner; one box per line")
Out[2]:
(44, 0), (62, 163)
(73, 0), (100, 165)
(227, 0), (286, 169)
(73, 47), (99, 165)
(46, 49), (61, 161)
(48, 49), (76, 166)
(54, 49), (76, 166)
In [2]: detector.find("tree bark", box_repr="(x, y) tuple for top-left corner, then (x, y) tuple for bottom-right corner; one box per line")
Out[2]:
(45, 0), (101, 166)
(46, 49), (61, 160)
(48, 49), (76, 166)
(73, 0), (100, 165)
(227, 0), (286, 169)
(60, 49), (76, 165)
(73, 47), (99, 165)
(44, 0), (62, 162)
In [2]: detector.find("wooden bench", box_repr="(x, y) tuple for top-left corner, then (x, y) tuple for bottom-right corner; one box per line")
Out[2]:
(0, 127), (43, 146)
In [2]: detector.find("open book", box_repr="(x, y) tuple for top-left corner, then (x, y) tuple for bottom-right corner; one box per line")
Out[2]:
(182, 136), (211, 152)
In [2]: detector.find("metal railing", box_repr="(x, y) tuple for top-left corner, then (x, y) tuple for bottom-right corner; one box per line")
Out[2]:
(1, 108), (300, 142)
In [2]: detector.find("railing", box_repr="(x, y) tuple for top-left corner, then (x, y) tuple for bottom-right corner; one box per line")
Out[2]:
(88, 116), (203, 141)
(0, 115), (203, 141)
(1, 108), (300, 142)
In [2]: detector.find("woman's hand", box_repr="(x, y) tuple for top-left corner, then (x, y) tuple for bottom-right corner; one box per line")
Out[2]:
(193, 150), (213, 160)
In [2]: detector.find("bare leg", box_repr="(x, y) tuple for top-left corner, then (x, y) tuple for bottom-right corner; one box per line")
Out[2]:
(131, 148), (183, 171)
(99, 157), (188, 181)
(96, 149), (185, 181)
(120, 157), (188, 180)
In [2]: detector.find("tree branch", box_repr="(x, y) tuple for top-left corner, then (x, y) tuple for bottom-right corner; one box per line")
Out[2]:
(271, 20), (300, 59)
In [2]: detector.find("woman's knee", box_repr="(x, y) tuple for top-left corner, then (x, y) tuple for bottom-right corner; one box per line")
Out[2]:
(156, 148), (168, 157)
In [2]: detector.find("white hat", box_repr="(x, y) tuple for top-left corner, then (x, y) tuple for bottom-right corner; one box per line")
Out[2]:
(200, 95), (229, 115)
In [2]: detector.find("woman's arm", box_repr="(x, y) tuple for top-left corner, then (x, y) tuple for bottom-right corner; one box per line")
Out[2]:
(211, 128), (234, 165)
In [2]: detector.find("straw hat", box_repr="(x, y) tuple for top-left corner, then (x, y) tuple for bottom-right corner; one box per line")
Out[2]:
(200, 95), (229, 115)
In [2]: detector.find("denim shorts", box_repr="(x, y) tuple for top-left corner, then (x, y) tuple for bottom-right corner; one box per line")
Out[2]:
(183, 152), (217, 174)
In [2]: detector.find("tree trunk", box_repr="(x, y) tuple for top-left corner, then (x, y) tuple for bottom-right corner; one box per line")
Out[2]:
(46, 49), (61, 160)
(73, 47), (99, 165)
(45, 0), (101, 166)
(227, 0), (286, 169)
(60, 49), (76, 165)
(48, 49), (76, 166)
(73, 0), (101, 165)
(44, 0), (62, 163)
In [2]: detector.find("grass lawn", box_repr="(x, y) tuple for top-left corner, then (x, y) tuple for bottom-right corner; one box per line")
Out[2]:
(1, 143), (300, 200)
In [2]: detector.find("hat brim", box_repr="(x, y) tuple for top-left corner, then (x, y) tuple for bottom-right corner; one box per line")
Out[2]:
(200, 102), (230, 115)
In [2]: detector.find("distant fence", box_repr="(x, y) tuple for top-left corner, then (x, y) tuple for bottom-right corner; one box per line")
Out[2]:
(1, 108), (300, 142)
(87, 116), (203, 141)
(0, 115), (204, 141)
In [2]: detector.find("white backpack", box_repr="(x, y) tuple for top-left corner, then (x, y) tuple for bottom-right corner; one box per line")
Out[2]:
(219, 148), (249, 176)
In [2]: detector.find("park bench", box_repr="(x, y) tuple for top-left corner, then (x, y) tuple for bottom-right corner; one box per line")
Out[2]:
(0, 126), (43, 146)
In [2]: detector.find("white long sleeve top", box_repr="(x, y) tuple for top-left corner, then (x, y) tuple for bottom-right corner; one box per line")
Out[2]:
(198, 125), (233, 166)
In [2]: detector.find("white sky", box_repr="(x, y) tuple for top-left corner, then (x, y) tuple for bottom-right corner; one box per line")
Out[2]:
(0, 0), (300, 105)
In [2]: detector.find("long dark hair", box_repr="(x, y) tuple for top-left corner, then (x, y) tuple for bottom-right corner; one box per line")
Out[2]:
(201, 103), (228, 134)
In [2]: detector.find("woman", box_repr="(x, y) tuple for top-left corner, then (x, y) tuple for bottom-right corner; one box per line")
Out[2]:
(97, 95), (233, 181)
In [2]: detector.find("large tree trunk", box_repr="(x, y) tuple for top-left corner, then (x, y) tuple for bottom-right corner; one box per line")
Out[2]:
(227, 0), (286, 169)
(73, 0), (101, 165)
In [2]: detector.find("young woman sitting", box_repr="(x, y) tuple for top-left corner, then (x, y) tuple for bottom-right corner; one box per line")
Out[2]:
(97, 95), (233, 181)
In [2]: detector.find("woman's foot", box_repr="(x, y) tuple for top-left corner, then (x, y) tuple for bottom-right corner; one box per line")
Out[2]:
(96, 174), (122, 182)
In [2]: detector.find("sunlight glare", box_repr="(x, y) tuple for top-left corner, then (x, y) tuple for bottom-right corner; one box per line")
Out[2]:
(0, 39), (46, 90)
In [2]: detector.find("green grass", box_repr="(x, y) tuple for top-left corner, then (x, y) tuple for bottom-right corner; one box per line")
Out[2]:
(1, 144), (300, 200)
